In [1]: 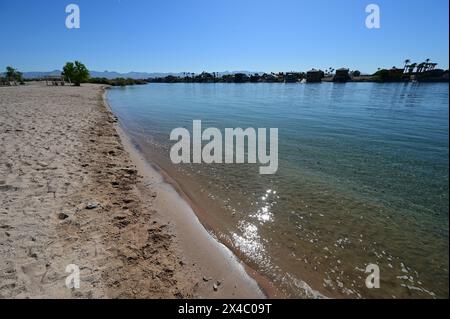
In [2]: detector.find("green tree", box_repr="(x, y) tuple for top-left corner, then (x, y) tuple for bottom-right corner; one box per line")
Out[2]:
(6, 66), (16, 80)
(63, 61), (90, 86)
(5, 66), (24, 83)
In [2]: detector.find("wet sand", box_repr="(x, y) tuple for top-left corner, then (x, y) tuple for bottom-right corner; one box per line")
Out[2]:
(0, 82), (266, 298)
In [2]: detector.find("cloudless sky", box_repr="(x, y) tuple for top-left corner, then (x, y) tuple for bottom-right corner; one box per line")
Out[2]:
(0, 0), (448, 73)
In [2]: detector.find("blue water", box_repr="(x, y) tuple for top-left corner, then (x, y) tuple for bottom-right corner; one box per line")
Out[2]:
(108, 82), (449, 298)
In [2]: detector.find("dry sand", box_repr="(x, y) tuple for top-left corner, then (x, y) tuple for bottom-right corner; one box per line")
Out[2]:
(0, 82), (266, 299)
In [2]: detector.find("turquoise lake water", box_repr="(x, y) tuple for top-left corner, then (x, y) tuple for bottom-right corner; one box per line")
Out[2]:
(108, 82), (449, 298)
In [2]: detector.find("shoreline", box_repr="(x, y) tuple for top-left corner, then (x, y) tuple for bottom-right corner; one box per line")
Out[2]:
(2, 81), (446, 299)
(102, 87), (282, 299)
(0, 82), (267, 298)
(104, 85), (331, 299)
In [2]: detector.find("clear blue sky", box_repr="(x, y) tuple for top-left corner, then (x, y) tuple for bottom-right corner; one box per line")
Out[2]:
(0, 0), (448, 74)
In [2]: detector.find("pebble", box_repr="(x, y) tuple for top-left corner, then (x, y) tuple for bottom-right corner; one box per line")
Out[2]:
(58, 213), (69, 220)
(86, 202), (100, 210)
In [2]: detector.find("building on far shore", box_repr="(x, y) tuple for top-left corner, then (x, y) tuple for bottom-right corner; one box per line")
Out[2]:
(333, 68), (350, 83)
(284, 72), (298, 83)
(306, 69), (323, 83)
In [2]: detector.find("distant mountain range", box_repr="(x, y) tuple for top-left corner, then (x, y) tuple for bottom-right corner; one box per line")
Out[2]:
(20, 70), (260, 80)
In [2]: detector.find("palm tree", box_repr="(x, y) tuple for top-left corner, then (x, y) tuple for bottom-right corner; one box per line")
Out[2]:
(425, 59), (431, 72)
(408, 63), (417, 74)
(416, 63), (425, 73)
(403, 59), (411, 73)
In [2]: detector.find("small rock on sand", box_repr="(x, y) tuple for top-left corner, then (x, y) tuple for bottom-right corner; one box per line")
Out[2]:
(86, 202), (101, 210)
(58, 213), (69, 220)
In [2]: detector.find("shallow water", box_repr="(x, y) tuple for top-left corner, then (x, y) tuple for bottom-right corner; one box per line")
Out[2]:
(108, 82), (449, 298)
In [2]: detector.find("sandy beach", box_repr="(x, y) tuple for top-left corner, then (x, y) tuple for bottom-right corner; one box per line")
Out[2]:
(0, 82), (268, 299)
